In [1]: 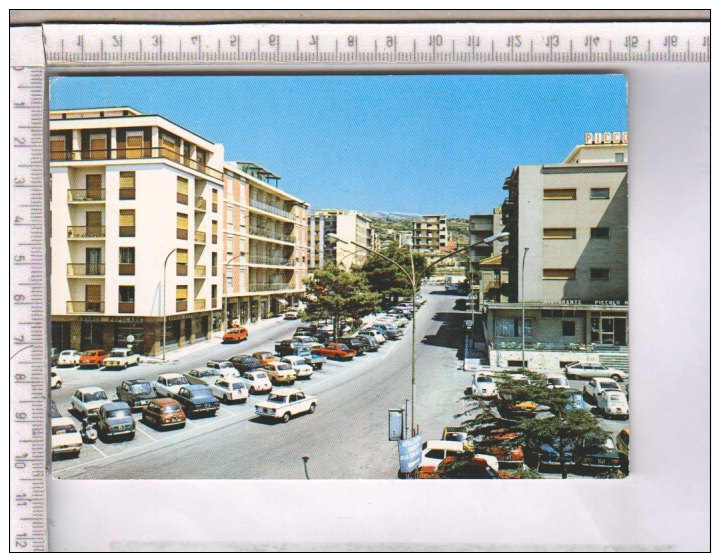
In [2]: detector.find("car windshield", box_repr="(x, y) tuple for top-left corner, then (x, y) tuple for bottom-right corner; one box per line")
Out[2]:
(167, 377), (187, 386)
(444, 432), (467, 442)
(276, 364), (291, 371)
(266, 394), (287, 404)
(52, 425), (78, 435)
(201, 369), (219, 377)
(600, 382), (620, 389)
(81, 351), (96, 356)
(232, 382), (246, 390)
(109, 350), (125, 357)
(547, 377), (565, 385)
(336, 344), (350, 351)
(475, 376), (493, 383)
(255, 373), (268, 380)
(129, 383), (152, 393)
(61, 350), (75, 356)
(217, 362), (233, 369)
(607, 393), (625, 402)
(162, 404), (182, 413)
(84, 391), (107, 402)
(107, 408), (132, 419)
(191, 389), (213, 398)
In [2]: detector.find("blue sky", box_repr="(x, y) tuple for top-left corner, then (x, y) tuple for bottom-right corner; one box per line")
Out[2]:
(50, 75), (626, 218)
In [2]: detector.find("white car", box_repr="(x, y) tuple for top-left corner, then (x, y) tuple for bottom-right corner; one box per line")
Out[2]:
(153, 373), (190, 397)
(546, 375), (571, 389)
(71, 386), (111, 418)
(255, 389), (317, 422)
(51, 369), (63, 390)
(57, 349), (81, 367)
(206, 360), (240, 379)
(420, 440), (498, 471)
(358, 329), (387, 345)
(385, 314), (409, 327)
(471, 374), (497, 398)
(51, 417), (83, 458)
(241, 370), (272, 394)
(209, 377), (249, 403)
(564, 362), (628, 382)
(583, 377), (623, 403)
(280, 356), (313, 380)
(596, 390), (630, 419)
(103, 347), (140, 369)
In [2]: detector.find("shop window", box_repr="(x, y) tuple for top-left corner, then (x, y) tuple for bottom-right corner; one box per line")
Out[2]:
(562, 321), (576, 337)
(590, 188), (610, 199)
(590, 268), (610, 280)
(591, 227), (610, 239)
(496, 318), (533, 338)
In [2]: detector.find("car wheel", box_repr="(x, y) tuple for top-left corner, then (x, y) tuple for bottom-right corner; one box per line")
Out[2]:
(250, 386), (257, 394)
(54, 381), (62, 389)
(128, 432), (135, 441)
(282, 411), (291, 423)
(223, 394), (229, 403)
(308, 403), (316, 414)
(611, 374), (622, 382)
(186, 407), (193, 417)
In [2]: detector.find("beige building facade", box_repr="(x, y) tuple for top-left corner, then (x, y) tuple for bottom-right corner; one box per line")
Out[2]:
(310, 209), (374, 270)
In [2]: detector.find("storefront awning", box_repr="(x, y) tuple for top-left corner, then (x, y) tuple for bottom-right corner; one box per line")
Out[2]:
(276, 298), (288, 305)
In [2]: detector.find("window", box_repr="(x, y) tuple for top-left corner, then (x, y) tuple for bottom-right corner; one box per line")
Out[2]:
(590, 268), (611, 280)
(176, 249), (188, 276)
(211, 252), (218, 276)
(615, 153), (625, 163)
(212, 220), (218, 244)
(119, 210), (135, 237)
(177, 177), (189, 205)
(212, 189), (218, 212)
(240, 238), (245, 254)
(543, 228), (576, 239)
(496, 318), (533, 338)
(126, 133), (144, 159)
(177, 213), (188, 240)
(89, 133), (107, 160)
(50, 135), (66, 160)
(119, 171), (136, 200)
(211, 285), (217, 299)
(118, 286), (135, 313)
(562, 321), (576, 337)
(176, 285), (188, 311)
(591, 227), (610, 239)
(227, 205), (233, 229)
(226, 268), (233, 293)
(85, 174), (103, 200)
(590, 188), (610, 199)
(226, 235), (234, 256)
(543, 269), (576, 280)
(119, 247), (135, 275)
(544, 188), (576, 200)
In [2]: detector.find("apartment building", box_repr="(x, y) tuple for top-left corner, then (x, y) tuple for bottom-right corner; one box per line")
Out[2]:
(222, 162), (309, 325)
(411, 214), (447, 251)
(486, 132), (629, 371)
(467, 208), (507, 303)
(310, 210), (375, 270)
(49, 107), (224, 355)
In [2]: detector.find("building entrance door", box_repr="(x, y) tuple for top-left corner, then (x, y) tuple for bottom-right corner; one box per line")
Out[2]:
(591, 314), (627, 346)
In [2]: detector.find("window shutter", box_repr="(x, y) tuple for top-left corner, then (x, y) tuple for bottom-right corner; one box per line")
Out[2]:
(126, 134), (143, 158)
(119, 172), (135, 188)
(543, 188), (577, 200)
(176, 286), (188, 300)
(177, 177), (188, 195)
(177, 213), (188, 229)
(119, 210), (135, 226)
(176, 249), (188, 264)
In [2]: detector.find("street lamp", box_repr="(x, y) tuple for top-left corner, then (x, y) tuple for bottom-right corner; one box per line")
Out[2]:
(162, 248), (178, 362)
(223, 253), (243, 334)
(327, 231), (508, 436)
(521, 247), (529, 369)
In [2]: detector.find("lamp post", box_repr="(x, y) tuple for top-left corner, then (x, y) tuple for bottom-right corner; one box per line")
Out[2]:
(162, 248), (178, 361)
(521, 247), (529, 369)
(327, 231), (509, 436)
(223, 253), (243, 334)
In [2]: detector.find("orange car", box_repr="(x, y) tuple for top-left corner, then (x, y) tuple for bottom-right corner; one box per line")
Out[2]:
(312, 343), (356, 361)
(222, 327), (248, 343)
(141, 398), (186, 429)
(79, 349), (109, 368)
(252, 351), (278, 365)
(486, 432), (524, 468)
(417, 456), (500, 479)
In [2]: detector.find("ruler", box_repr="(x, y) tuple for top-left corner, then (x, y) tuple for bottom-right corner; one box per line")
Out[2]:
(43, 22), (710, 64)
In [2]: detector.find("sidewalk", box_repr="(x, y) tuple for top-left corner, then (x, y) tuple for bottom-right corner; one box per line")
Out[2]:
(139, 316), (290, 365)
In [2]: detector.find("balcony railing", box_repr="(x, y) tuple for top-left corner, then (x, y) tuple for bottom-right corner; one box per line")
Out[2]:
(177, 228), (188, 240)
(119, 226), (136, 237)
(176, 300), (188, 312)
(68, 226), (105, 238)
(194, 231), (206, 244)
(248, 255), (293, 267)
(67, 263), (105, 276)
(176, 264), (188, 276)
(51, 147), (223, 180)
(67, 188), (105, 201)
(177, 192), (188, 205)
(119, 263), (135, 275)
(118, 301), (135, 313)
(119, 188), (136, 200)
(248, 226), (295, 244)
(67, 301), (105, 313)
(194, 299), (206, 310)
(195, 197), (207, 210)
(249, 282), (294, 293)
(194, 265), (206, 277)
(250, 199), (296, 220)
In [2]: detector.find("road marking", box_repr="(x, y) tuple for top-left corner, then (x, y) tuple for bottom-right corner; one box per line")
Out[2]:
(218, 406), (235, 415)
(135, 425), (157, 442)
(90, 444), (107, 457)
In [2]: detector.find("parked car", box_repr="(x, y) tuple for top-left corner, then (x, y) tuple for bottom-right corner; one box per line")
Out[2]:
(441, 426), (470, 444)
(222, 327), (248, 343)
(336, 337), (367, 356)
(71, 386), (111, 418)
(313, 343), (357, 361)
(96, 401), (136, 441)
(153, 373), (190, 397)
(141, 398), (186, 429)
(566, 389), (590, 411)
(51, 417), (82, 459)
(51, 369), (62, 390)
(483, 432), (524, 468)
(206, 360), (240, 378)
(283, 310), (300, 320)
(355, 335), (379, 352)
(280, 356), (313, 380)
(228, 355), (264, 374)
(546, 374), (571, 389)
(50, 347), (60, 367)
(419, 440), (476, 470)
(296, 346), (326, 370)
(616, 429), (630, 472)
(209, 377), (249, 403)
(78, 349), (108, 369)
(241, 370), (272, 394)
(184, 367), (222, 386)
(170, 385), (220, 417)
(252, 351), (279, 365)
(102, 347), (140, 369)
(526, 437), (575, 471)
(418, 455), (500, 479)
(596, 390), (630, 419)
(414, 294), (427, 305)
(254, 389), (317, 422)
(57, 349), (81, 367)
(358, 329), (387, 345)
(259, 361), (297, 385)
(371, 323), (403, 339)
(471, 374), (498, 398)
(576, 436), (621, 471)
(582, 377), (623, 404)
(564, 362), (628, 382)
(116, 379), (157, 410)
(275, 339), (304, 357)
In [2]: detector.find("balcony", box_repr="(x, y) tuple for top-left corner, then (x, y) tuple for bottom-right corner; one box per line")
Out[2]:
(119, 226), (136, 237)
(250, 199), (296, 221)
(194, 265), (206, 277)
(68, 226), (105, 238)
(194, 231), (206, 244)
(118, 301), (135, 313)
(195, 197), (207, 211)
(194, 299), (206, 310)
(67, 263), (105, 276)
(119, 263), (135, 275)
(52, 147), (223, 181)
(248, 226), (295, 244)
(67, 188), (105, 202)
(249, 282), (294, 293)
(67, 301), (104, 313)
(248, 255), (293, 267)
(176, 300), (188, 312)
(177, 264), (188, 276)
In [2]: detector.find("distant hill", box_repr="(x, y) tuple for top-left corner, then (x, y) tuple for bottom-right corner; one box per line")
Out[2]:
(363, 213), (469, 244)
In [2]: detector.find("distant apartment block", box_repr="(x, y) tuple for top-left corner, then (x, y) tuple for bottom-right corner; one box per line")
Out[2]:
(411, 214), (447, 251)
(310, 209), (375, 270)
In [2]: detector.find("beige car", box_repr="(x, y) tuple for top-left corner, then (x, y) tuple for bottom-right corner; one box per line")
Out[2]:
(259, 361), (297, 385)
(255, 389), (317, 423)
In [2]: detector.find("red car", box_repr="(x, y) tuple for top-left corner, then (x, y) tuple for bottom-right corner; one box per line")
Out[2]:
(252, 351), (278, 366)
(486, 432), (524, 468)
(78, 349), (108, 368)
(312, 343), (356, 361)
(222, 327), (248, 343)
